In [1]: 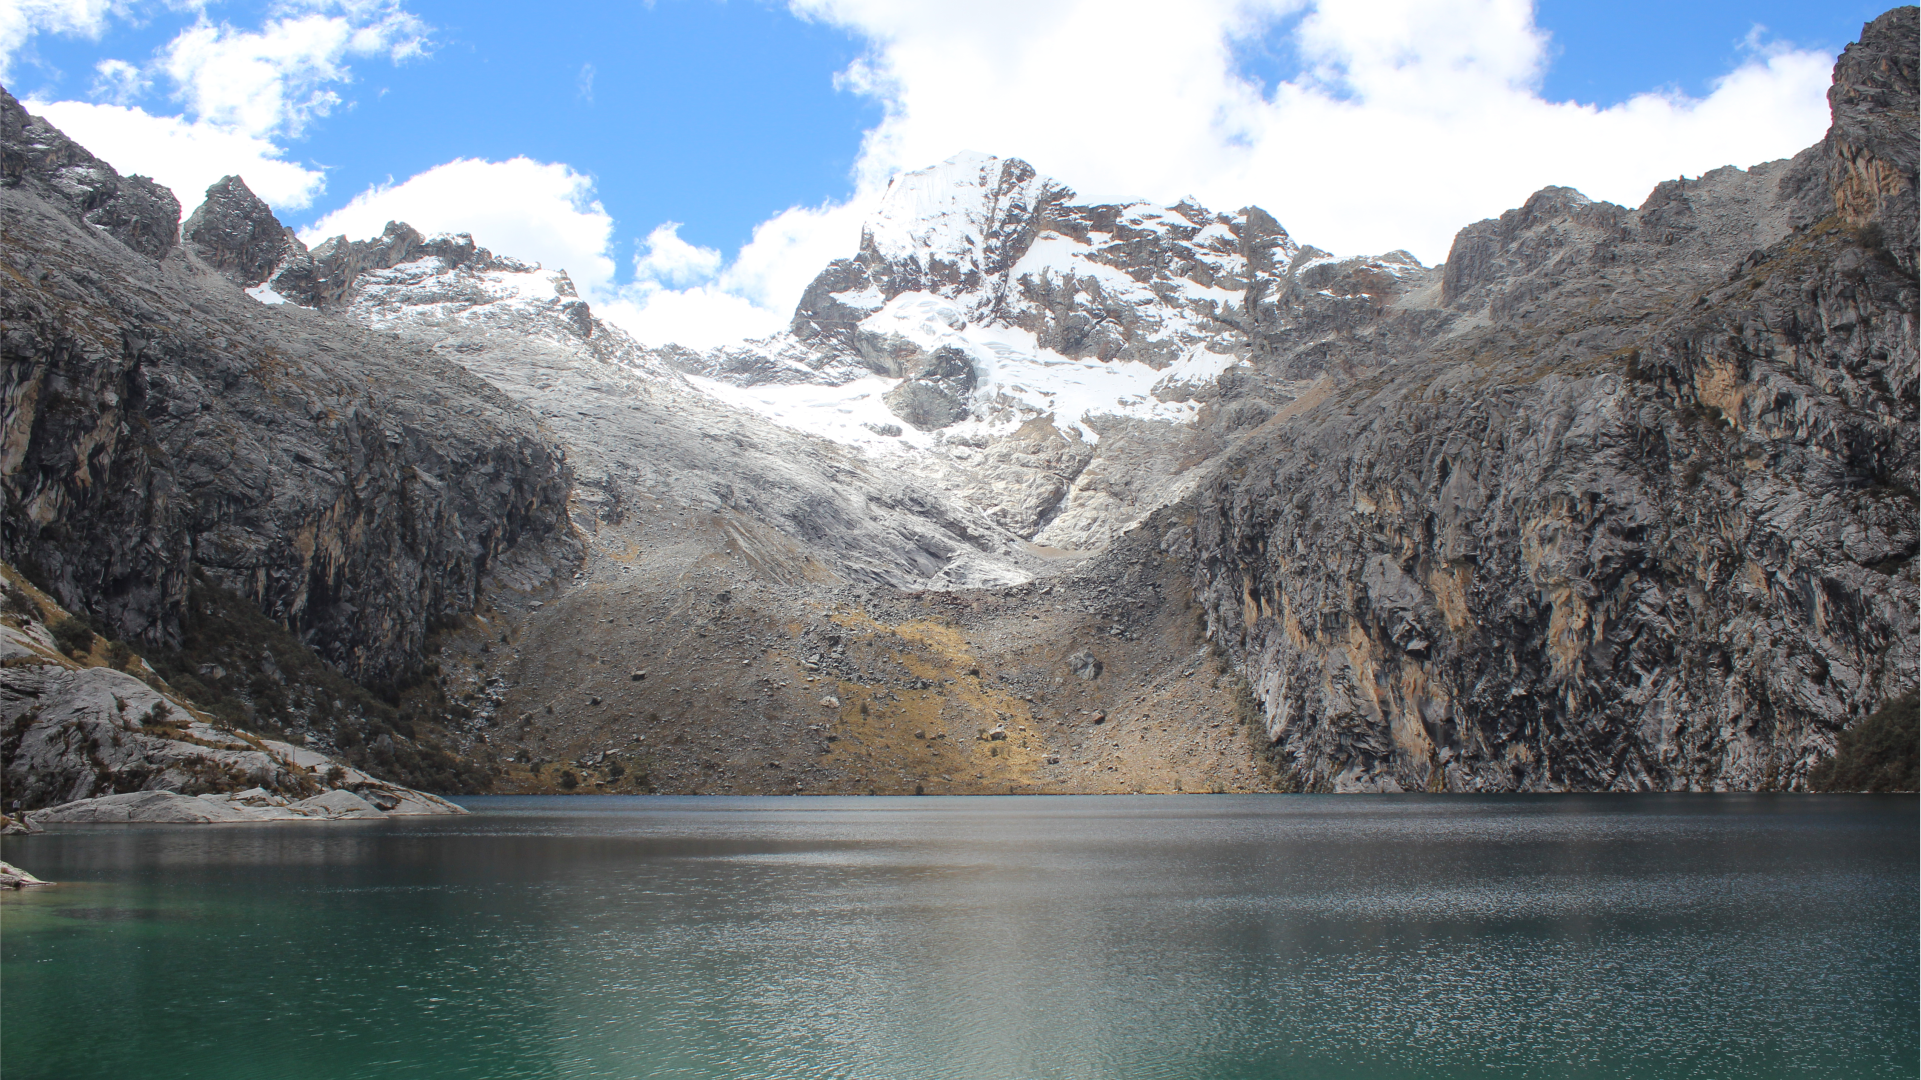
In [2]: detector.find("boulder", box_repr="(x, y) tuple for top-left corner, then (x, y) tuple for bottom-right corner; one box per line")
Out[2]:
(0, 861), (51, 889)
(884, 379), (970, 431)
(295, 789), (386, 819)
(0, 814), (42, 835)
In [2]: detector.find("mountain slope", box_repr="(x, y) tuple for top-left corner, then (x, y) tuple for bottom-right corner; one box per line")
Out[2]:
(667, 150), (1428, 552)
(1, 8), (1913, 799)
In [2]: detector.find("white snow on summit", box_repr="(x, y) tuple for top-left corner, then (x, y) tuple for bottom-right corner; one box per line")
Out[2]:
(863, 150), (1058, 275)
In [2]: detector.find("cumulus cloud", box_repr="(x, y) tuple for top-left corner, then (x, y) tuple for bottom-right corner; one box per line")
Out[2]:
(301, 157), (618, 293)
(713, 196), (872, 318)
(25, 98), (328, 207)
(160, 2), (428, 138)
(632, 223), (723, 287)
(0, 0), (132, 80)
(11, 0), (426, 213)
(610, 0), (1838, 348)
(89, 56), (148, 103)
(597, 287), (791, 350)
(598, 198), (871, 347)
(789, 0), (1837, 263)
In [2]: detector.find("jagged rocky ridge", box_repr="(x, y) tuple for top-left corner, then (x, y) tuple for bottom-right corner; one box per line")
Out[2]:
(1, 88), (590, 795)
(665, 152), (1426, 551)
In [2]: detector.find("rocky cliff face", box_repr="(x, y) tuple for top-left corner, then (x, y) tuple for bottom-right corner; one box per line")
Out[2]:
(0, 565), (464, 816)
(1, 89), (575, 689)
(1180, 7), (1918, 792)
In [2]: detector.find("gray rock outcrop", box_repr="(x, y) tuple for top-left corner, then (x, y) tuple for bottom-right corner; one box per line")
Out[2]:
(0, 860), (50, 887)
(0, 609), (465, 817)
(883, 345), (978, 429)
(0, 92), (179, 259)
(27, 785), (446, 823)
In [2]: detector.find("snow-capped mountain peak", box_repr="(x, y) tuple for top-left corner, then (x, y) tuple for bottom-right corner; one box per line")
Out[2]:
(658, 152), (1426, 549)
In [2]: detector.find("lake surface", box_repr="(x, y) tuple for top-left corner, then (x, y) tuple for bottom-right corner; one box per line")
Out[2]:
(2, 795), (1915, 1079)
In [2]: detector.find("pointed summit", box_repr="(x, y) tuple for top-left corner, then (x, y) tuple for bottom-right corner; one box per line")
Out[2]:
(183, 175), (305, 289)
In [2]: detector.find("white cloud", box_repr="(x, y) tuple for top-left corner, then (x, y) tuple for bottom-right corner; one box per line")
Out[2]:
(301, 157), (618, 293)
(89, 56), (148, 103)
(11, 1), (424, 214)
(160, 3), (427, 138)
(598, 286), (791, 350)
(25, 97), (327, 207)
(0, 0), (132, 80)
(783, 0), (1836, 264)
(597, 198), (871, 347)
(714, 196), (871, 315)
(632, 222), (722, 287)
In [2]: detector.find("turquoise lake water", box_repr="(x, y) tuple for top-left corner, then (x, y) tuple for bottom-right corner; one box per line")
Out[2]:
(2, 794), (1915, 1079)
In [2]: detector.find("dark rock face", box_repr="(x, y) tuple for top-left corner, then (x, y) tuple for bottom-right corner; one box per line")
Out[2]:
(1440, 187), (1627, 308)
(0, 91), (179, 259)
(884, 345), (978, 429)
(266, 221), (516, 310)
(884, 380), (968, 430)
(0, 89), (576, 685)
(1821, 6), (1918, 274)
(182, 175), (302, 288)
(1181, 8), (1918, 792)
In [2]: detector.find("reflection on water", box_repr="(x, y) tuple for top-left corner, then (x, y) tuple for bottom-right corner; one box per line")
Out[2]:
(2, 795), (1915, 1079)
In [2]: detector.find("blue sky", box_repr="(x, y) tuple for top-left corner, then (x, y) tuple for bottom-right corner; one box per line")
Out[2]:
(3, 0), (1872, 344)
(1535, 0), (1884, 102)
(12, 1), (882, 255)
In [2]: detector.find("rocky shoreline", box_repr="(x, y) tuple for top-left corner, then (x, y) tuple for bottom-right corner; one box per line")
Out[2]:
(0, 568), (466, 833)
(0, 860), (50, 889)
(25, 785), (461, 824)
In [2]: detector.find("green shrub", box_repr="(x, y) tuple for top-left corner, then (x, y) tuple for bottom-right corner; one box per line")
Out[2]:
(141, 701), (172, 727)
(558, 770), (578, 790)
(106, 640), (134, 669)
(1809, 693), (1919, 792)
(49, 616), (94, 656)
(1, 581), (35, 616)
